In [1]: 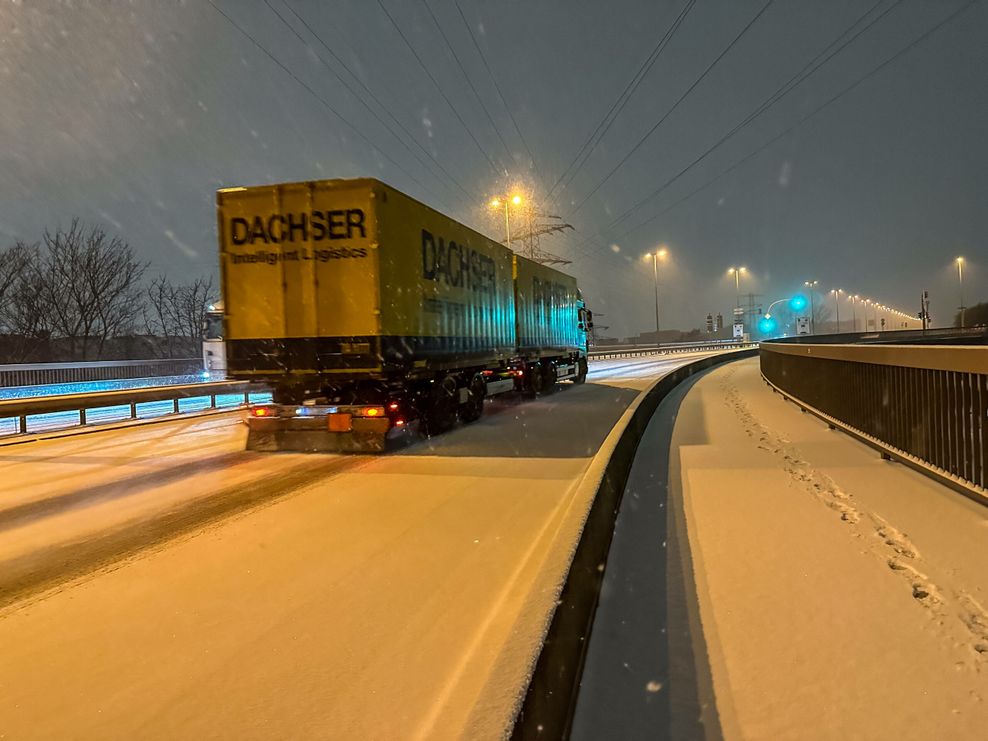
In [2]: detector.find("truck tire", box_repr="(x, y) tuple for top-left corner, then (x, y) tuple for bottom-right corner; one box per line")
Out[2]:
(574, 358), (588, 384)
(459, 375), (486, 423)
(420, 376), (458, 437)
(526, 362), (545, 397)
(272, 382), (305, 405)
(540, 361), (557, 395)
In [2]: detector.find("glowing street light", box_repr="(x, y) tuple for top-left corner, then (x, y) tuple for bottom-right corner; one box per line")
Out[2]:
(830, 289), (843, 333)
(727, 266), (747, 308)
(644, 247), (669, 337)
(489, 193), (524, 246)
(803, 280), (818, 333)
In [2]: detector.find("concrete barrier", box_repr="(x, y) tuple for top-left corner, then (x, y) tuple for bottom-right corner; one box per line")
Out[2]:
(510, 348), (758, 739)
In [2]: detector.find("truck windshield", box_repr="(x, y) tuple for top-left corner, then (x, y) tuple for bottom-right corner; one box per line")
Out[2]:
(203, 313), (223, 341)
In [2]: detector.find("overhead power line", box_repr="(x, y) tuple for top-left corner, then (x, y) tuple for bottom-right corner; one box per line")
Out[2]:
(420, 1), (515, 167)
(375, 0), (503, 178)
(568, 0), (776, 217)
(546, 0), (697, 205)
(564, 0), (897, 262)
(603, 0), (899, 235)
(453, 1), (547, 191)
(260, 0), (468, 209)
(608, 0), (982, 249)
(280, 0), (482, 205)
(207, 0), (440, 200)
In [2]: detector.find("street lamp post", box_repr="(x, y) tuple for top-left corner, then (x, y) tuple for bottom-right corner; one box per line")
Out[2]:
(831, 289), (842, 333)
(490, 194), (523, 247)
(728, 266), (748, 335)
(849, 294), (858, 332)
(956, 256), (965, 327)
(803, 280), (818, 333)
(644, 248), (668, 338)
(728, 267), (747, 308)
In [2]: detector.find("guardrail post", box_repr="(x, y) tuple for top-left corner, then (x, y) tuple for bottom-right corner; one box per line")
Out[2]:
(79, 409), (86, 426)
(210, 394), (217, 409)
(130, 401), (138, 419)
(19, 415), (27, 435)
(173, 398), (180, 414)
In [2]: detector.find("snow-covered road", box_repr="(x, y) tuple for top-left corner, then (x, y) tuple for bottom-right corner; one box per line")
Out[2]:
(0, 349), (728, 739)
(576, 356), (988, 740)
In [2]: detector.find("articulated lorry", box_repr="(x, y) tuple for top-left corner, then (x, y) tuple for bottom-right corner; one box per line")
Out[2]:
(217, 177), (591, 452)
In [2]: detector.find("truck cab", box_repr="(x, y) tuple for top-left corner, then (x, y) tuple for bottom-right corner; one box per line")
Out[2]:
(202, 301), (227, 380)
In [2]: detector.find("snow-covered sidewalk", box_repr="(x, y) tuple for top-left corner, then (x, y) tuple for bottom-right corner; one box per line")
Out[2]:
(676, 356), (988, 739)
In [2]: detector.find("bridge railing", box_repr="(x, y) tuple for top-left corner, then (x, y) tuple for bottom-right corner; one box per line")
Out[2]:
(760, 341), (988, 497)
(768, 326), (987, 347)
(0, 381), (260, 437)
(0, 358), (203, 388)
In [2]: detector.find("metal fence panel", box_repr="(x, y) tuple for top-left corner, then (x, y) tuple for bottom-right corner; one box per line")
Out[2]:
(760, 344), (988, 492)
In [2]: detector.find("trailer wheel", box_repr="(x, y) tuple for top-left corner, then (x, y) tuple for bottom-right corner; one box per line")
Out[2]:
(420, 376), (458, 437)
(459, 376), (486, 423)
(526, 362), (545, 397)
(574, 358), (588, 384)
(540, 361), (557, 395)
(272, 382), (305, 405)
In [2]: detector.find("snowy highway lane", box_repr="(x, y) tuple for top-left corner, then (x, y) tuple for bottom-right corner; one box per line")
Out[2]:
(0, 348), (733, 739)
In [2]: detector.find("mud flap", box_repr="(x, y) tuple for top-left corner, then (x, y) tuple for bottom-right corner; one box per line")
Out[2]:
(246, 417), (390, 453)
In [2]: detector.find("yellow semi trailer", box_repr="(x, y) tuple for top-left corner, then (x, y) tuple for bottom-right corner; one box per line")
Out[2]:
(217, 178), (591, 452)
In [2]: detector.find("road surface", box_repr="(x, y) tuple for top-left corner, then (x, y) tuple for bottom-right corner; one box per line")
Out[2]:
(0, 349), (731, 739)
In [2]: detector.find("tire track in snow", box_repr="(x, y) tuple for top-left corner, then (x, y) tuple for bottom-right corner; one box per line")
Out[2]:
(0, 454), (371, 613)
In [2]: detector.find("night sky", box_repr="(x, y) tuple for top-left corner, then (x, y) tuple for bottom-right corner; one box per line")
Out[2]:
(2, 0), (985, 337)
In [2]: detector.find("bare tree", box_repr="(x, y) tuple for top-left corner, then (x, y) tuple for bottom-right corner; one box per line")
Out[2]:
(0, 242), (49, 362)
(143, 274), (214, 357)
(38, 220), (147, 360)
(0, 242), (36, 327)
(174, 276), (214, 352)
(812, 303), (834, 333)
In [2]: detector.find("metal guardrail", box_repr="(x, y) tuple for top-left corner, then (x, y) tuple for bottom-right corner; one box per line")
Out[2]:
(0, 344), (749, 437)
(589, 340), (754, 360)
(0, 381), (257, 436)
(769, 326), (988, 347)
(760, 341), (988, 496)
(0, 358), (203, 388)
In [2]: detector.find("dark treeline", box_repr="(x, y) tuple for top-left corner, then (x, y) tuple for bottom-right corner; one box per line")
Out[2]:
(955, 302), (988, 328)
(0, 219), (213, 363)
